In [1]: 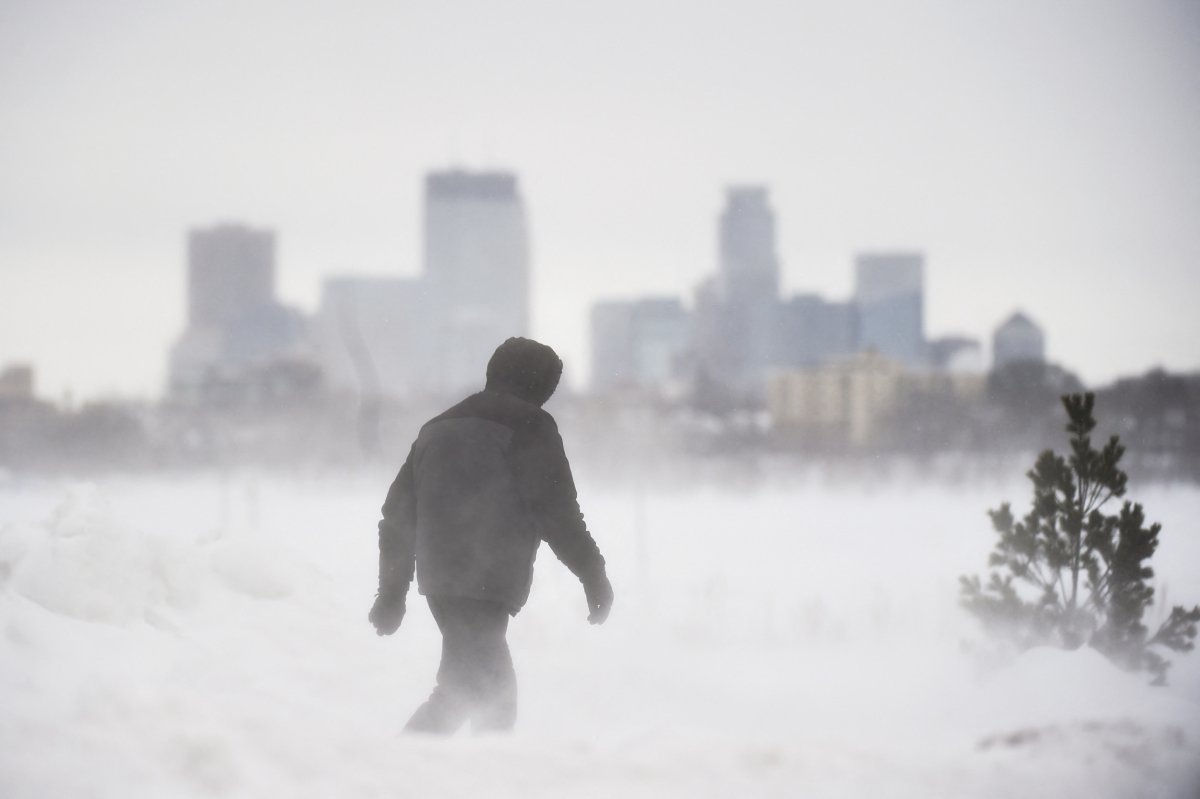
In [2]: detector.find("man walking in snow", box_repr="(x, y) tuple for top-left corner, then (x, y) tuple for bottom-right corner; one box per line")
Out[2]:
(368, 337), (614, 734)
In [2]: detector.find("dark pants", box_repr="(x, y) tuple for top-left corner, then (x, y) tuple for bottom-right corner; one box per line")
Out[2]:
(404, 596), (517, 734)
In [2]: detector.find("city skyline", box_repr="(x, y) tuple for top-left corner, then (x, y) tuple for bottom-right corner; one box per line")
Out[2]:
(0, 175), (1187, 401)
(164, 179), (1055, 406)
(159, 176), (1050, 406)
(2, 0), (1197, 400)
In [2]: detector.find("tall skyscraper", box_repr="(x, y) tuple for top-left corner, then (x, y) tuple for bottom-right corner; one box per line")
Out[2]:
(187, 224), (275, 328)
(169, 223), (311, 401)
(423, 170), (530, 395)
(719, 187), (780, 301)
(694, 186), (781, 394)
(992, 311), (1045, 367)
(854, 252), (925, 367)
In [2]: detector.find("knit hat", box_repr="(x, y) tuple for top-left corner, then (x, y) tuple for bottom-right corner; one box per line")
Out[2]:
(485, 337), (563, 406)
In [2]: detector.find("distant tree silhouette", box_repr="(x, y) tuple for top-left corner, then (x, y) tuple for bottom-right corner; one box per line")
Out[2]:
(987, 361), (1083, 415)
(1097, 368), (1200, 479)
(961, 393), (1200, 684)
(690, 366), (740, 418)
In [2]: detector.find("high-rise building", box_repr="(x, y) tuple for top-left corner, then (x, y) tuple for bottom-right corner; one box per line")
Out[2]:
(693, 186), (781, 394)
(691, 276), (730, 383)
(590, 297), (690, 394)
(719, 187), (780, 383)
(423, 170), (530, 395)
(854, 252), (925, 367)
(169, 223), (312, 401)
(773, 294), (858, 369)
(719, 187), (780, 300)
(187, 224), (275, 328)
(992, 311), (1045, 367)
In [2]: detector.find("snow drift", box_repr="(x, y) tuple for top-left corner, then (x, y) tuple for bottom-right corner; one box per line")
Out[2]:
(1, 475), (1198, 798)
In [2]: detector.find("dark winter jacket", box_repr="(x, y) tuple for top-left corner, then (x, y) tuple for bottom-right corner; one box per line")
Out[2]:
(376, 389), (606, 613)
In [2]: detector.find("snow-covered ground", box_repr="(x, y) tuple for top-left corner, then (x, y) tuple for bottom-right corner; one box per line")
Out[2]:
(1, 471), (1198, 798)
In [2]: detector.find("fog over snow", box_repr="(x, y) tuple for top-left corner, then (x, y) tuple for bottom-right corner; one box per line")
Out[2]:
(2, 474), (1198, 797)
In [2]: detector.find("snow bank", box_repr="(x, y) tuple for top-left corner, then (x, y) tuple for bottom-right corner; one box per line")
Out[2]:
(0, 476), (1198, 798)
(0, 482), (304, 628)
(5, 484), (192, 623)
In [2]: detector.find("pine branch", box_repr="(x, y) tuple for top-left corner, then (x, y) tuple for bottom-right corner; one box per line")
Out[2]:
(1028, 558), (1053, 592)
(1148, 606), (1200, 654)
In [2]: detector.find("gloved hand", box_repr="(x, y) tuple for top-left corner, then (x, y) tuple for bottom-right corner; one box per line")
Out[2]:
(368, 590), (406, 636)
(583, 572), (613, 625)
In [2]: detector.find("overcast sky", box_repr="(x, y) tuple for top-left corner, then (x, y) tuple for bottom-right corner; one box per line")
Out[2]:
(1, 0), (1197, 400)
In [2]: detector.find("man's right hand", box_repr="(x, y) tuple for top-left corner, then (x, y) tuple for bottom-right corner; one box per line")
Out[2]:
(584, 573), (613, 625)
(369, 591), (406, 636)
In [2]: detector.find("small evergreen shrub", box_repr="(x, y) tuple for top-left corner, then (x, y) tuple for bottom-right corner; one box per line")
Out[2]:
(961, 393), (1199, 684)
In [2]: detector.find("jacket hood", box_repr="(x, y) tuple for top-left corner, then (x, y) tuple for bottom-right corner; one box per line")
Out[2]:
(485, 337), (563, 406)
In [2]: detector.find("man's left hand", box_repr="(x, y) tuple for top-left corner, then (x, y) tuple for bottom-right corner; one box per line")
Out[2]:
(369, 591), (406, 635)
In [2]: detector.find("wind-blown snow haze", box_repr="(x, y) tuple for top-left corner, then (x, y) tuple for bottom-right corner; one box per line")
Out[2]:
(2, 474), (1199, 796)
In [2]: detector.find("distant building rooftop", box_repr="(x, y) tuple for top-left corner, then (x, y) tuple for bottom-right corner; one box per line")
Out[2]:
(426, 170), (519, 201)
(724, 185), (770, 208)
(0, 364), (35, 401)
(997, 311), (1040, 331)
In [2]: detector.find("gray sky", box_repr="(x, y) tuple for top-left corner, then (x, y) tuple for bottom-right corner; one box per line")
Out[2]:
(2, 0), (1198, 400)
